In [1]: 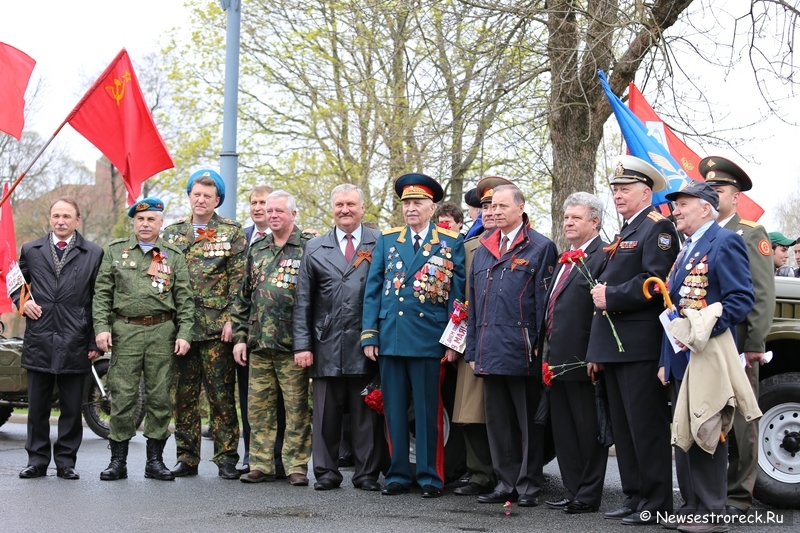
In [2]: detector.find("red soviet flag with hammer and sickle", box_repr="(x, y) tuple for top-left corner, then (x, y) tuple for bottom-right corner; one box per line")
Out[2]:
(66, 49), (174, 205)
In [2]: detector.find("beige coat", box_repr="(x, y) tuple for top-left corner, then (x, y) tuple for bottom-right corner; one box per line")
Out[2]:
(453, 236), (486, 424)
(667, 303), (762, 454)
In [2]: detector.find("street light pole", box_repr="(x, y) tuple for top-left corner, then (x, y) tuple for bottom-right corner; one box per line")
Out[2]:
(218, 0), (240, 220)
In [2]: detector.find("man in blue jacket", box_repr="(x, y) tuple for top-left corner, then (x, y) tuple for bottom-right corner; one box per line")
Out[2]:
(361, 173), (466, 498)
(465, 181), (557, 507)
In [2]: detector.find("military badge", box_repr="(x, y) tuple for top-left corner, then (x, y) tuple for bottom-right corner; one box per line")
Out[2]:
(658, 233), (672, 250)
(758, 239), (771, 256)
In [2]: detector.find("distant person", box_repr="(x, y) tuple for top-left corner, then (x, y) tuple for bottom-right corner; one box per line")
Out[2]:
(15, 198), (103, 481)
(435, 202), (464, 234)
(769, 232), (795, 276)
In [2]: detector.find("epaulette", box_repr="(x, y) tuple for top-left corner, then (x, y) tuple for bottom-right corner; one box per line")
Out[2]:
(383, 227), (404, 235)
(436, 227), (460, 239)
(739, 219), (759, 228)
(108, 237), (129, 246)
(647, 211), (666, 222)
(216, 215), (241, 227)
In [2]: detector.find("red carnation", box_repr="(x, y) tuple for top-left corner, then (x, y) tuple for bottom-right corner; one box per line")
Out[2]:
(542, 362), (555, 387)
(436, 221), (451, 230)
(558, 249), (587, 265)
(364, 389), (384, 414)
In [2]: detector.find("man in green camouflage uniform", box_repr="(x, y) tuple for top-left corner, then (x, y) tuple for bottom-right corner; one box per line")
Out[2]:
(93, 198), (194, 481)
(161, 170), (247, 479)
(232, 190), (313, 486)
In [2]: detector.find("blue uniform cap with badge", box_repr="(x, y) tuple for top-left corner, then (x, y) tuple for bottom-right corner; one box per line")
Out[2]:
(609, 155), (667, 193)
(665, 180), (719, 210)
(187, 169), (226, 206)
(127, 197), (165, 218)
(394, 173), (444, 202)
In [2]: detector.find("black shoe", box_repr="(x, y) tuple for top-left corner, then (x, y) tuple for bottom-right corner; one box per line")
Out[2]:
(381, 482), (410, 495)
(421, 484), (441, 498)
(314, 479), (339, 490)
(725, 506), (746, 516)
(100, 440), (129, 481)
(604, 506), (634, 520)
(356, 479), (381, 491)
(545, 498), (572, 509)
(237, 463), (250, 474)
(621, 512), (658, 525)
(453, 482), (492, 496)
(518, 495), (538, 507)
(145, 439), (175, 481)
(19, 465), (47, 478)
(478, 490), (518, 504)
(218, 462), (241, 480)
(171, 461), (198, 477)
(56, 466), (79, 480)
(565, 501), (598, 514)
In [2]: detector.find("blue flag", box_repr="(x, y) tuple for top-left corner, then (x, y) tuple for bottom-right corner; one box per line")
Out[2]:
(598, 70), (690, 206)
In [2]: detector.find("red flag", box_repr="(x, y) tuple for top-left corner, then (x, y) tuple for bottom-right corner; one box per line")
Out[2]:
(66, 49), (174, 205)
(0, 42), (36, 140)
(0, 183), (20, 313)
(628, 83), (764, 222)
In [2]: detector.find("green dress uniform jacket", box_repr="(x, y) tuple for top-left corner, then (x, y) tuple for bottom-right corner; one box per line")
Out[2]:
(231, 227), (313, 352)
(161, 213), (247, 341)
(92, 236), (194, 340)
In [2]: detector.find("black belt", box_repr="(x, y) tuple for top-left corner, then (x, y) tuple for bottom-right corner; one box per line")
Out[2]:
(116, 313), (173, 326)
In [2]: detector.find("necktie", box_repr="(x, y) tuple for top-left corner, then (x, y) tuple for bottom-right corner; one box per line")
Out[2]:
(256, 231), (266, 238)
(344, 233), (355, 262)
(546, 262), (572, 339)
(499, 236), (509, 256)
(671, 237), (692, 283)
(414, 234), (421, 253)
(621, 220), (629, 231)
(56, 241), (67, 249)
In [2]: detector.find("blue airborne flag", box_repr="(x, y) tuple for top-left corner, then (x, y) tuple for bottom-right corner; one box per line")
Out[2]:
(598, 70), (690, 206)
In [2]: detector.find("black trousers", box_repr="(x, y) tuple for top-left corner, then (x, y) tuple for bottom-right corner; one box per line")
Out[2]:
(483, 375), (543, 497)
(550, 379), (608, 507)
(25, 370), (86, 469)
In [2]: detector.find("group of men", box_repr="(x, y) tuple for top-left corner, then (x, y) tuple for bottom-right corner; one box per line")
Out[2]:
(13, 155), (772, 532)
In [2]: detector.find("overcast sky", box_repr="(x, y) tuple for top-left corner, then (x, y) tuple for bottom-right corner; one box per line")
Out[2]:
(2, 0), (799, 230)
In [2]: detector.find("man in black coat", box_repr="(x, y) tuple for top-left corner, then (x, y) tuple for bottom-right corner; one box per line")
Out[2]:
(294, 184), (383, 491)
(586, 156), (679, 524)
(13, 198), (103, 480)
(541, 192), (609, 514)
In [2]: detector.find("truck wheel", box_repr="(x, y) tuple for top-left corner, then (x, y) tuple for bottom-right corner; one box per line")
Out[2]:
(82, 359), (146, 439)
(754, 372), (800, 509)
(0, 405), (13, 428)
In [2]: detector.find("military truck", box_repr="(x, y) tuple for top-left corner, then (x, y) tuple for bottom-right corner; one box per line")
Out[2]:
(757, 276), (800, 508)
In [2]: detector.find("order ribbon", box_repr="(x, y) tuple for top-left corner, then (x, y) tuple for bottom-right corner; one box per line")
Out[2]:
(196, 228), (217, 243)
(353, 249), (372, 268)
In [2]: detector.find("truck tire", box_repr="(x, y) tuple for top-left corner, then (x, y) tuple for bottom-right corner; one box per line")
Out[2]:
(0, 405), (13, 428)
(82, 359), (146, 439)
(754, 372), (800, 509)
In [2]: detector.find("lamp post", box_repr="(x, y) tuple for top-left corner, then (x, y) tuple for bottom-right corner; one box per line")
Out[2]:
(218, 0), (241, 220)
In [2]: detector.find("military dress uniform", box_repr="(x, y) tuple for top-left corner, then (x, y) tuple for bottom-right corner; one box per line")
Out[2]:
(161, 212), (247, 470)
(231, 226), (314, 479)
(93, 235), (194, 442)
(362, 213), (466, 493)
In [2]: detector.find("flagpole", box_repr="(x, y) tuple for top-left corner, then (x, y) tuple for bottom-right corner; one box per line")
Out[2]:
(0, 119), (69, 209)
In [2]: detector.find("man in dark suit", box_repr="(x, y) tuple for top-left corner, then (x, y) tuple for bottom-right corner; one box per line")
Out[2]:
(542, 192), (609, 514)
(14, 198), (103, 480)
(466, 181), (557, 508)
(294, 184), (384, 491)
(362, 173), (466, 498)
(586, 155), (679, 524)
(659, 181), (754, 530)
(701, 157), (775, 515)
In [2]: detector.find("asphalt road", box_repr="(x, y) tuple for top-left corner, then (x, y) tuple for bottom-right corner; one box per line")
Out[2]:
(0, 420), (796, 533)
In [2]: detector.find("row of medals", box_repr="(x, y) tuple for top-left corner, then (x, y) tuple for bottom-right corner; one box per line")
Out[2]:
(151, 263), (172, 294)
(202, 241), (233, 257)
(383, 249), (453, 304)
(679, 270), (708, 311)
(271, 259), (300, 289)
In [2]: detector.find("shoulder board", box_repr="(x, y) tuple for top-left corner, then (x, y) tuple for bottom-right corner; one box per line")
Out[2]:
(647, 211), (666, 222)
(437, 227), (460, 239)
(739, 219), (759, 228)
(109, 237), (128, 246)
(161, 242), (184, 254)
(300, 232), (316, 241)
(383, 227), (404, 235)
(216, 216), (241, 227)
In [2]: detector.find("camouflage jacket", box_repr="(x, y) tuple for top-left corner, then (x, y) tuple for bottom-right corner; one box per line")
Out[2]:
(92, 236), (195, 342)
(231, 226), (312, 352)
(161, 212), (247, 341)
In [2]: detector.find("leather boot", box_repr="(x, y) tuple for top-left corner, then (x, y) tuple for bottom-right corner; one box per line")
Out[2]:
(145, 438), (175, 481)
(100, 440), (129, 481)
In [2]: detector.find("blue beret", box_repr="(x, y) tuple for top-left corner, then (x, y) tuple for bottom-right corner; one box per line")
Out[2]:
(128, 197), (165, 218)
(187, 169), (225, 206)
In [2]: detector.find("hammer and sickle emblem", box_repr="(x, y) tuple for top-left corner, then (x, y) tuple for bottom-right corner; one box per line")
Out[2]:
(106, 71), (132, 106)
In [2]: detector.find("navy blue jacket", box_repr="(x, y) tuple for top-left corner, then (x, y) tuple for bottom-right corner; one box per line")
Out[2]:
(659, 222), (754, 380)
(465, 216), (557, 376)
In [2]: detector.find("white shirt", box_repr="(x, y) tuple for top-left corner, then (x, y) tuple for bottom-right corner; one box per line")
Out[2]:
(549, 235), (599, 303)
(335, 225), (363, 255)
(624, 206), (651, 227)
(499, 222), (523, 253)
(412, 225), (430, 247)
(248, 226), (271, 245)
(717, 214), (735, 228)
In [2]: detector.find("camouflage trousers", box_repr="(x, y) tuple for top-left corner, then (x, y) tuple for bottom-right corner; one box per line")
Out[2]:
(249, 348), (310, 475)
(108, 320), (176, 442)
(174, 339), (239, 466)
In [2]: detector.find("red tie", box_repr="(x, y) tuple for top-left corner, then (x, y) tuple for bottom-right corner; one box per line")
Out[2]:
(56, 241), (67, 249)
(546, 263), (572, 340)
(256, 231), (265, 238)
(344, 234), (355, 262)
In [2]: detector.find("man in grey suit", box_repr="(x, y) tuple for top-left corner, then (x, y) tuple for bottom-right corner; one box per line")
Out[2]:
(293, 184), (384, 491)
